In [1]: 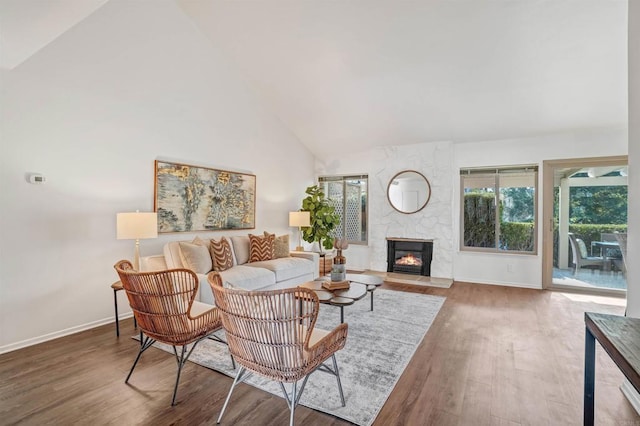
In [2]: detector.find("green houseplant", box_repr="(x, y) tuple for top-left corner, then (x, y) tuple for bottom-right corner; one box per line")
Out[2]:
(300, 185), (340, 252)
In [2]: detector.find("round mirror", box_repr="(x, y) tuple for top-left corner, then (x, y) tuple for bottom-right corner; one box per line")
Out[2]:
(387, 170), (431, 214)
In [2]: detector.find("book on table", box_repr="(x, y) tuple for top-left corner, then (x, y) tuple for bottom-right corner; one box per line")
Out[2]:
(322, 280), (350, 290)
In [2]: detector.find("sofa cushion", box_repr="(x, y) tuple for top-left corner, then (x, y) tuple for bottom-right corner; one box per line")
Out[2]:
(164, 241), (184, 269)
(178, 241), (212, 274)
(218, 265), (276, 291)
(230, 235), (250, 265)
(249, 233), (275, 262)
(245, 257), (313, 282)
(264, 232), (290, 259)
(210, 238), (233, 271)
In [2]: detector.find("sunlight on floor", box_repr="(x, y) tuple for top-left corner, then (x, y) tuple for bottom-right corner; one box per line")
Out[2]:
(559, 292), (627, 307)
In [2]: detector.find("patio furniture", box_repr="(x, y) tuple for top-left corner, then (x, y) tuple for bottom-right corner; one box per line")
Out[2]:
(614, 233), (628, 276)
(568, 233), (608, 275)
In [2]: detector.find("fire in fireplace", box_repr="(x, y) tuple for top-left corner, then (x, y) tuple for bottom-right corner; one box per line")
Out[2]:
(396, 253), (423, 266)
(387, 238), (433, 276)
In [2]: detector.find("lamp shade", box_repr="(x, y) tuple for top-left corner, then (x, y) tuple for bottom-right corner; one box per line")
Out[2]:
(117, 212), (158, 240)
(289, 211), (310, 227)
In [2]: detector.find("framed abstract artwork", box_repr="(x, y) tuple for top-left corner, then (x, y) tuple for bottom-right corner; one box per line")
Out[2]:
(154, 160), (256, 233)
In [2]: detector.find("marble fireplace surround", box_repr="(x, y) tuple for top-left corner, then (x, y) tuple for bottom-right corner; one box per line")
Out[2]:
(316, 141), (455, 281)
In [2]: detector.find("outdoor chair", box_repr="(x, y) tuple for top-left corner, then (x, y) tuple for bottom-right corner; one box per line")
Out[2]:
(614, 233), (628, 277)
(114, 260), (231, 406)
(568, 233), (608, 275)
(207, 271), (348, 426)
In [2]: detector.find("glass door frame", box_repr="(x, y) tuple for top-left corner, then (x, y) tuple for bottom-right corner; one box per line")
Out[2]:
(541, 155), (628, 291)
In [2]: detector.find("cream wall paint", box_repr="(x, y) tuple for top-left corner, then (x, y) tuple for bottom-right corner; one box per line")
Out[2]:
(627, 2), (639, 318)
(453, 128), (627, 288)
(0, 0), (315, 352)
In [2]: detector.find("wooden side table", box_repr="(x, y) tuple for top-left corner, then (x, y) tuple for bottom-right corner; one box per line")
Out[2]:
(319, 253), (335, 276)
(111, 280), (137, 337)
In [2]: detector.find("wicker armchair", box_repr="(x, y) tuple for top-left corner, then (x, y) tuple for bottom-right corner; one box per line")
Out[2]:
(208, 271), (348, 426)
(114, 260), (229, 406)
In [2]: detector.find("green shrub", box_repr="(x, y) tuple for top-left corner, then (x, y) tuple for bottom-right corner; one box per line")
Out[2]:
(500, 222), (535, 252)
(463, 193), (496, 248)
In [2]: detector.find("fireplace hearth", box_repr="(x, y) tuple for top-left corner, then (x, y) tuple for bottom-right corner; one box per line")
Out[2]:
(387, 238), (433, 276)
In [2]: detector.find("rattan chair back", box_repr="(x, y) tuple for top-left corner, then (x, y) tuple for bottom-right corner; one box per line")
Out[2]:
(114, 259), (220, 346)
(209, 272), (324, 383)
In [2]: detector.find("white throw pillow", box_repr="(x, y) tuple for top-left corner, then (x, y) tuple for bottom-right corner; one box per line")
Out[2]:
(230, 235), (251, 265)
(178, 241), (212, 274)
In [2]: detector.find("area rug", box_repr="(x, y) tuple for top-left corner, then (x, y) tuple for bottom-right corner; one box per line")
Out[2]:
(148, 289), (445, 426)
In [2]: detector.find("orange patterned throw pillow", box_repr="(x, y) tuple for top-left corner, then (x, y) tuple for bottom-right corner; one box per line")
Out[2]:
(249, 233), (275, 262)
(210, 238), (234, 272)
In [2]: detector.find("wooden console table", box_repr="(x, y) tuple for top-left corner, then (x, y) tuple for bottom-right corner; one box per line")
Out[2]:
(584, 312), (640, 425)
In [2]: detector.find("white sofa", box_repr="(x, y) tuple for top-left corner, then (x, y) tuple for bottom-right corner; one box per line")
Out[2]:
(141, 235), (319, 305)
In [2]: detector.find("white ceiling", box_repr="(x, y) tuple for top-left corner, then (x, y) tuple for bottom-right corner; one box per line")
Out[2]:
(1, 0), (628, 158)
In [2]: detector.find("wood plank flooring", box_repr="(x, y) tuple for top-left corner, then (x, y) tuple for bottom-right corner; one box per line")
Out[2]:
(1, 281), (638, 425)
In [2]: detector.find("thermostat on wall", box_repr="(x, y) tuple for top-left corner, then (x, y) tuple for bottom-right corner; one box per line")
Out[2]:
(29, 174), (46, 184)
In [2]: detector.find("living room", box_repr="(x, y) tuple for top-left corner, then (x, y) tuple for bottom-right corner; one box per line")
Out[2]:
(2, 1), (640, 424)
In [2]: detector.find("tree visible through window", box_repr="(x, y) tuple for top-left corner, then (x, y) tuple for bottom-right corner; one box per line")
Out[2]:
(461, 166), (537, 253)
(319, 175), (368, 245)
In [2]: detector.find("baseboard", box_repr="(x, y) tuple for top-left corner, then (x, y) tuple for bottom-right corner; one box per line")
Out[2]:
(621, 379), (640, 415)
(0, 313), (134, 355)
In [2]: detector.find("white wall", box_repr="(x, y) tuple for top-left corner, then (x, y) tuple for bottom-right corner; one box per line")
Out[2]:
(453, 128), (627, 288)
(0, 0), (316, 352)
(627, 1), (639, 317)
(316, 141), (454, 279)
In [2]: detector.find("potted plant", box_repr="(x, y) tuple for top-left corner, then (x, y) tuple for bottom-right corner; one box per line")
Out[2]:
(300, 185), (340, 252)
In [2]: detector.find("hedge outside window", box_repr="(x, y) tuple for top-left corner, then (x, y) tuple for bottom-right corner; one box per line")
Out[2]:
(461, 166), (538, 254)
(319, 175), (368, 245)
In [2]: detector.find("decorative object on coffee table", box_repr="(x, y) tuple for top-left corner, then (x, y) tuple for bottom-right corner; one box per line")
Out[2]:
(322, 280), (350, 290)
(288, 211), (310, 251)
(331, 238), (349, 282)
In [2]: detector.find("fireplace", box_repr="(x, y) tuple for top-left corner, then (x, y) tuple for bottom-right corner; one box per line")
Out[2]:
(386, 238), (433, 276)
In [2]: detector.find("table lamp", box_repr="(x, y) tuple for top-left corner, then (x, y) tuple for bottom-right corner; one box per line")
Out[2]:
(117, 211), (158, 270)
(289, 211), (310, 251)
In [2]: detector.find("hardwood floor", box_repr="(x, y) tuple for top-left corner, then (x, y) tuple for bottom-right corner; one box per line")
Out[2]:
(1, 281), (638, 425)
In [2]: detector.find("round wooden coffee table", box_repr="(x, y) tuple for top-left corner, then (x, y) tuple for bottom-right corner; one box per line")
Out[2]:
(299, 280), (367, 323)
(345, 273), (384, 311)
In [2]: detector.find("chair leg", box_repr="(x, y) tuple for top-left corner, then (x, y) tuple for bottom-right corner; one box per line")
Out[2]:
(170, 340), (204, 406)
(171, 346), (187, 406)
(332, 354), (346, 407)
(218, 366), (247, 424)
(125, 336), (155, 383)
(289, 381), (297, 426)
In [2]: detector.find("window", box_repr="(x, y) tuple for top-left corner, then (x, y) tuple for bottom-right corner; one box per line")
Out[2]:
(460, 165), (538, 254)
(319, 175), (368, 245)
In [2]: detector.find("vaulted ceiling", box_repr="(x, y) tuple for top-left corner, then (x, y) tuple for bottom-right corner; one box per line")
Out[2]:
(1, 0), (628, 158)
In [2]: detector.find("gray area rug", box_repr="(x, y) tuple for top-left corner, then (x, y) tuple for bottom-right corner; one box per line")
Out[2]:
(149, 289), (445, 426)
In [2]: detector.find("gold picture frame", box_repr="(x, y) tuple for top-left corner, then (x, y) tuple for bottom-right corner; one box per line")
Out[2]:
(154, 160), (256, 233)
